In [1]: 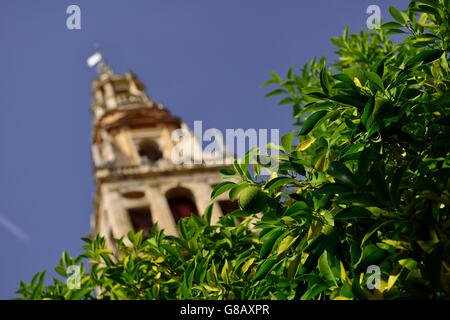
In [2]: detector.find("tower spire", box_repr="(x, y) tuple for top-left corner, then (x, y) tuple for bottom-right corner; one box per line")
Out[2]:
(87, 44), (113, 75)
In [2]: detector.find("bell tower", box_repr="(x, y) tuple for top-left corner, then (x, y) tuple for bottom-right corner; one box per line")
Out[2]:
(88, 61), (237, 248)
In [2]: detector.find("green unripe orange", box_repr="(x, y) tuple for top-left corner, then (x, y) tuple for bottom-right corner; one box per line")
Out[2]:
(238, 186), (267, 213)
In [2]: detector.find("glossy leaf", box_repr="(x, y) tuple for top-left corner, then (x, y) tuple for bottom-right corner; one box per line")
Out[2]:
(389, 5), (406, 24)
(211, 181), (236, 200)
(405, 49), (444, 68)
(327, 161), (359, 189)
(281, 130), (295, 152)
(365, 71), (384, 92)
(298, 111), (328, 135)
(253, 256), (278, 282)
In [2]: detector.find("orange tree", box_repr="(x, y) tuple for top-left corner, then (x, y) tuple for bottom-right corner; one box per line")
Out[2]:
(16, 0), (449, 300)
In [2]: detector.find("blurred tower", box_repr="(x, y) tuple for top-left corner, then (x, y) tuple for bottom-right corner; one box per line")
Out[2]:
(88, 62), (237, 249)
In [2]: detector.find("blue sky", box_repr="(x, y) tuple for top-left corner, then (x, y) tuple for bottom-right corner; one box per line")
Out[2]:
(0, 0), (409, 299)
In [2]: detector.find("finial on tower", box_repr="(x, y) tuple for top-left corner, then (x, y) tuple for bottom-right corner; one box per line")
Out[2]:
(87, 44), (113, 75)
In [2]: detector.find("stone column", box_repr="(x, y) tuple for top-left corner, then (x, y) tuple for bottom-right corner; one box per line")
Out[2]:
(190, 182), (222, 224)
(103, 190), (133, 238)
(96, 208), (109, 238)
(146, 186), (178, 236)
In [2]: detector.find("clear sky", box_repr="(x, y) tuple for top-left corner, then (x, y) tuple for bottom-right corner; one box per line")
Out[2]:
(0, 0), (409, 299)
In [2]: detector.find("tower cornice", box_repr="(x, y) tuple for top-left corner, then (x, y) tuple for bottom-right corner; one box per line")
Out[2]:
(92, 106), (181, 144)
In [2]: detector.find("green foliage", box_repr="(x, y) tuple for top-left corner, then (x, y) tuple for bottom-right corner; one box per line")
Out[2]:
(16, 216), (260, 300)
(16, 0), (449, 300)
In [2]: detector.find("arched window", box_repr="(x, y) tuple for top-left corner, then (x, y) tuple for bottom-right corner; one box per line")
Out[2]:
(138, 139), (162, 162)
(166, 188), (199, 224)
(127, 206), (153, 239)
(218, 200), (240, 215)
(218, 200), (243, 223)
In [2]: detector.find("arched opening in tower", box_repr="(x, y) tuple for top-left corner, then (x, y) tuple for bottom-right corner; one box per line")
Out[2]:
(218, 200), (244, 223)
(166, 188), (199, 224)
(218, 200), (240, 215)
(138, 139), (162, 162)
(127, 206), (153, 239)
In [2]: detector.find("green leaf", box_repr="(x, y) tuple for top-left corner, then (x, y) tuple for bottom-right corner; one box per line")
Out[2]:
(327, 161), (358, 189)
(351, 277), (368, 300)
(127, 230), (135, 244)
(389, 6), (406, 24)
(241, 258), (256, 274)
(301, 283), (329, 300)
(221, 260), (229, 284)
(390, 165), (407, 206)
(219, 167), (236, 176)
(361, 219), (395, 247)
(281, 130), (295, 152)
(253, 256), (277, 282)
(316, 183), (351, 195)
(371, 98), (395, 125)
(299, 111), (328, 135)
(211, 182), (236, 200)
(296, 137), (316, 151)
(31, 271), (46, 300)
(314, 153), (327, 172)
(417, 4), (440, 16)
(260, 229), (284, 259)
(178, 219), (188, 240)
(133, 230), (143, 248)
(261, 79), (278, 87)
(405, 49), (444, 68)
(71, 287), (93, 300)
(332, 73), (354, 85)
(284, 201), (310, 215)
(264, 177), (296, 191)
(235, 248), (254, 266)
(369, 161), (389, 205)
(334, 207), (373, 220)
(54, 265), (67, 277)
(356, 244), (389, 271)
(295, 101), (333, 118)
(270, 71), (282, 83)
(335, 193), (381, 207)
(264, 88), (287, 98)
(277, 234), (299, 256)
(229, 183), (249, 201)
(304, 91), (328, 99)
(299, 276), (329, 299)
(386, 29), (406, 36)
(233, 158), (245, 176)
(343, 25), (349, 40)
(398, 258), (419, 271)
(329, 95), (366, 108)
(418, 0), (439, 7)
(202, 203), (214, 225)
(371, 59), (385, 78)
(236, 148), (257, 180)
(330, 37), (347, 48)
(381, 21), (404, 29)
(318, 251), (339, 286)
(287, 65), (293, 79)
(361, 97), (374, 130)
(319, 67), (331, 95)
(181, 262), (196, 298)
(278, 97), (297, 105)
(356, 146), (372, 186)
(365, 71), (384, 92)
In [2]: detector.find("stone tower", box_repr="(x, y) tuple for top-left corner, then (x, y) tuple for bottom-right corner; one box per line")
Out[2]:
(88, 62), (237, 248)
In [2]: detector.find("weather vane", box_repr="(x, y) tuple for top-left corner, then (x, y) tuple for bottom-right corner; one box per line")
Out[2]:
(86, 44), (113, 74)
